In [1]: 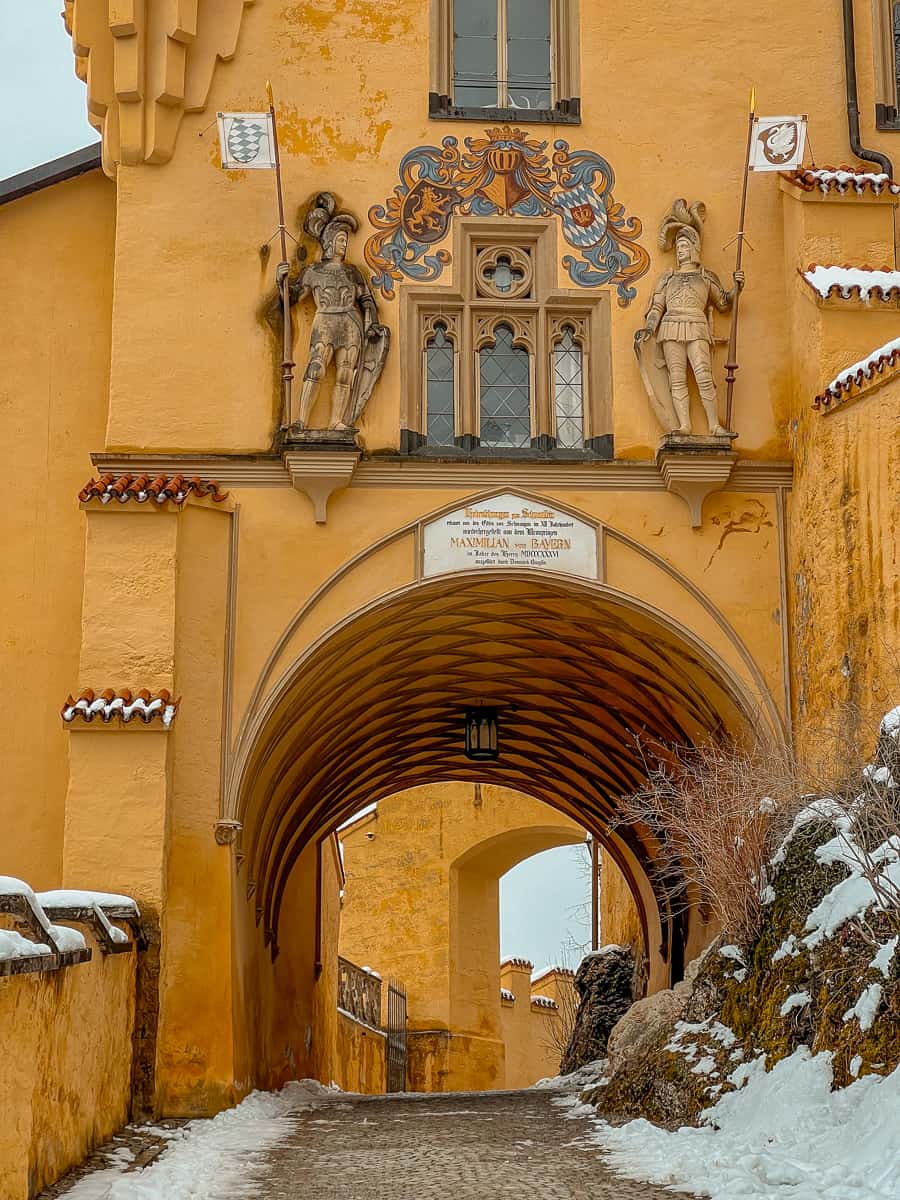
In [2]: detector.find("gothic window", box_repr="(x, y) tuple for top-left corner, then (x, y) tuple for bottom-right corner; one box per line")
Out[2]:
(429, 0), (581, 123)
(478, 324), (532, 448)
(401, 218), (612, 456)
(551, 324), (584, 450)
(424, 321), (456, 447)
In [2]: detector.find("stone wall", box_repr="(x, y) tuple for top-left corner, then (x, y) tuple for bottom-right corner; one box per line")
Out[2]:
(335, 1011), (387, 1094)
(0, 942), (136, 1199)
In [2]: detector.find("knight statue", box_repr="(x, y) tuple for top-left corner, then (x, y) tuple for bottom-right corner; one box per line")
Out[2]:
(634, 199), (744, 438)
(270, 192), (390, 434)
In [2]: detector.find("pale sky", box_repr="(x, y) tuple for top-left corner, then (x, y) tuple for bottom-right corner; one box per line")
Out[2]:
(0, 2), (99, 180)
(500, 842), (592, 970)
(0, 5), (594, 973)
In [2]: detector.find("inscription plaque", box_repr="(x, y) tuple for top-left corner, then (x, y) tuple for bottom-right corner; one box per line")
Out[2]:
(423, 493), (598, 579)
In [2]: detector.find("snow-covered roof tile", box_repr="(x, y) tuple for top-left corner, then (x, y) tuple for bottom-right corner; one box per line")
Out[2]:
(801, 264), (900, 302)
(782, 166), (900, 196)
(531, 964), (575, 984)
(61, 687), (180, 728)
(79, 472), (228, 506)
(530, 994), (559, 1009)
(814, 335), (900, 410)
(500, 956), (534, 970)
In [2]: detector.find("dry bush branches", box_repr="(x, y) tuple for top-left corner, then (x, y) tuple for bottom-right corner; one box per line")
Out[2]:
(616, 687), (899, 948)
(615, 732), (801, 945)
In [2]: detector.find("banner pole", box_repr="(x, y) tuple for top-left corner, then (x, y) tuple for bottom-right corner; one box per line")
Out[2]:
(267, 81), (294, 432)
(724, 87), (755, 433)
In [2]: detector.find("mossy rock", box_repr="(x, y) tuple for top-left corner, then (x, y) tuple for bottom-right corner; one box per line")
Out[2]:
(595, 814), (899, 1123)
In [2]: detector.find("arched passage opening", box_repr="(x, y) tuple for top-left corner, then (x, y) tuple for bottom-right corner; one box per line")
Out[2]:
(337, 782), (590, 1092)
(227, 571), (771, 1094)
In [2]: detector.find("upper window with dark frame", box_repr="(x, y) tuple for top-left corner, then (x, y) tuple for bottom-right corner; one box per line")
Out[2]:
(873, 0), (900, 127)
(430, 0), (580, 123)
(453, 0), (551, 111)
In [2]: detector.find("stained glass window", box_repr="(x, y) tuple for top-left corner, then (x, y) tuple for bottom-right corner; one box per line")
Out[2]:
(426, 323), (456, 446)
(479, 325), (531, 449)
(552, 327), (584, 450)
(453, 0), (551, 110)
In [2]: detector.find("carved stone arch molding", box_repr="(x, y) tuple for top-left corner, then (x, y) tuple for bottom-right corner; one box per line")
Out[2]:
(63, 0), (255, 175)
(223, 487), (785, 830)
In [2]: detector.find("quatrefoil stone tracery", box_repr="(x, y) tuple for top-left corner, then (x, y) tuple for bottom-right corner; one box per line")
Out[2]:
(475, 245), (533, 300)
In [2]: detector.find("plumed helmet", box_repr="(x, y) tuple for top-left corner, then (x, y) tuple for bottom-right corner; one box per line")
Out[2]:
(658, 198), (707, 253)
(304, 192), (358, 256)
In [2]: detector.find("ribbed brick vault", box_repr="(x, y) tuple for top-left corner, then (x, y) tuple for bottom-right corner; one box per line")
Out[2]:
(236, 574), (762, 944)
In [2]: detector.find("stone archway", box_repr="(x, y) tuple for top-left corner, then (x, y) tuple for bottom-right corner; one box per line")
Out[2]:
(231, 571), (768, 992)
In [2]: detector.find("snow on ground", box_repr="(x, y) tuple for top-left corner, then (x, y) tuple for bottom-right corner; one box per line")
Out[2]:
(579, 1048), (900, 1199)
(532, 1058), (608, 1092)
(59, 1080), (335, 1199)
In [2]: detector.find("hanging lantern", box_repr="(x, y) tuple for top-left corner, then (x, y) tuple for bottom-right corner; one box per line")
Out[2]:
(464, 707), (499, 761)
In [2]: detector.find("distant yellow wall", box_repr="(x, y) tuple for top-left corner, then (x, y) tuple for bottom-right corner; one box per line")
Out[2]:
(0, 945), (135, 1200)
(0, 169), (114, 888)
(500, 961), (575, 1088)
(340, 783), (585, 1090)
(599, 849), (644, 952)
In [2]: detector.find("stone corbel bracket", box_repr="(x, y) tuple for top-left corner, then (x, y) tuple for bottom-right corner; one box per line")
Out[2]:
(656, 435), (738, 527)
(283, 449), (362, 523)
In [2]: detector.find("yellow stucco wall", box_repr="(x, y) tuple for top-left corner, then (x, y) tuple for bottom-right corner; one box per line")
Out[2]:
(335, 1012), (387, 1094)
(781, 187), (900, 761)
(0, 0), (897, 1134)
(0, 169), (114, 888)
(0, 945), (135, 1200)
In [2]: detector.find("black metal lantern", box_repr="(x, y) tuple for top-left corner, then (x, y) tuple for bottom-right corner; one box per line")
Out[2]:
(464, 707), (499, 761)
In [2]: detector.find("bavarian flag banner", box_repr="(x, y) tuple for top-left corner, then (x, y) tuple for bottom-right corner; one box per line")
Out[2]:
(217, 112), (276, 169)
(749, 115), (808, 171)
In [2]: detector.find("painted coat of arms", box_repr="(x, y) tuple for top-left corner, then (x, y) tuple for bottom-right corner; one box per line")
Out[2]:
(365, 127), (650, 305)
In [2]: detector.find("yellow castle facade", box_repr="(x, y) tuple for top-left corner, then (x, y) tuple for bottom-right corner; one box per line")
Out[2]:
(0, 0), (898, 1191)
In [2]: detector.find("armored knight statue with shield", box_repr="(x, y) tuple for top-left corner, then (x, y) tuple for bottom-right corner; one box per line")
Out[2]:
(634, 199), (744, 438)
(271, 192), (389, 434)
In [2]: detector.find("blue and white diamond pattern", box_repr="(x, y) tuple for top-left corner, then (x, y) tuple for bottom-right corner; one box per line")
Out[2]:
(217, 112), (276, 170)
(554, 183), (608, 248)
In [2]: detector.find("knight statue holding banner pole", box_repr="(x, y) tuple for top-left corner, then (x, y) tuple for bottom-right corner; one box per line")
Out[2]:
(269, 192), (390, 436)
(634, 199), (744, 439)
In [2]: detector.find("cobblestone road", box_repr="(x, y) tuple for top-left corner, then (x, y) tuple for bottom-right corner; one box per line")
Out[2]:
(261, 1089), (681, 1199)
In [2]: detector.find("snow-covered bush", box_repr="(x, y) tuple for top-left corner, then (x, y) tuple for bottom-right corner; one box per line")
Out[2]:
(597, 705), (900, 1126)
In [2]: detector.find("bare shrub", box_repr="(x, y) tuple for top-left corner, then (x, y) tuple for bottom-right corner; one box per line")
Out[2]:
(539, 965), (580, 1064)
(616, 683), (900, 949)
(615, 731), (803, 946)
(799, 700), (900, 941)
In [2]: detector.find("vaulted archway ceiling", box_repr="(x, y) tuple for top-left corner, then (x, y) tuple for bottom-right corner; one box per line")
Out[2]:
(236, 575), (757, 938)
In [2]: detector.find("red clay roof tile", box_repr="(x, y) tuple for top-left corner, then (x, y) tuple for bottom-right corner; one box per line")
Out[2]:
(78, 473), (228, 506)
